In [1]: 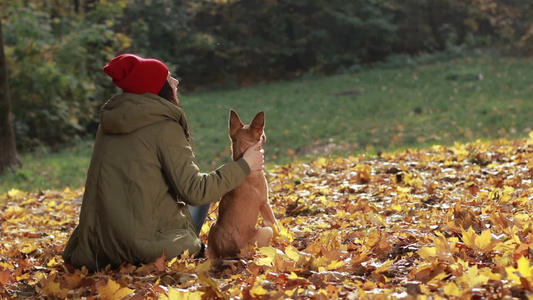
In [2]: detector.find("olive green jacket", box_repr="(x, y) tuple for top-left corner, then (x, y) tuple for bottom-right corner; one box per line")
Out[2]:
(62, 93), (250, 271)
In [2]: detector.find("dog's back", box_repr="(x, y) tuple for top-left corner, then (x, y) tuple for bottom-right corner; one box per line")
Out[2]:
(207, 110), (276, 259)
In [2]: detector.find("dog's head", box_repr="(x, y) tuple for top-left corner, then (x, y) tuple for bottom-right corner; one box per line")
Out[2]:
(229, 109), (266, 160)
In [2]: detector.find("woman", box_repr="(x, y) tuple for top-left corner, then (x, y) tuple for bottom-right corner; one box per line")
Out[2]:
(63, 54), (264, 271)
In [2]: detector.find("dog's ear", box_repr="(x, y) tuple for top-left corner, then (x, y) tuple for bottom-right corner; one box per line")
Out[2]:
(250, 111), (265, 140)
(229, 109), (244, 138)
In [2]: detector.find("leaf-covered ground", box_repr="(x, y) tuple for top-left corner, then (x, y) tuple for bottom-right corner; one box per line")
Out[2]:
(2, 136), (533, 299)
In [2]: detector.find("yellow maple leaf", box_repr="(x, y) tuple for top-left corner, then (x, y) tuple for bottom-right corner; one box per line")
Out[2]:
(284, 288), (306, 297)
(288, 272), (301, 280)
(319, 230), (345, 251)
(250, 283), (268, 296)
(403, 172), (423, 189)
(97, 279), (135, 300)
(315, 157), (328, 166)
(373, 259), (393, 274)
(42, 279), (69, 299)
(46, 257), (62, 268)
(166, 256), (178, 268)
(196, 260), (228, 300)
(354, 163), (372, 183)
(462, 227), (496, 253)
(417, 246), (436, 260)
(506, 256), (533, 284)
(443, 281), (462, 297)
(275, 223), (295, 243)
(461, 227), (476, 247)
(19, 243), (39, 255)
(284, 245), (300, 262)
(256, 246), (281, 266)
(326, 260), (345, 271)
(428, 271), (448, 285)
(390, 204), (402, 212)
(16, 273), (31, 281)
(0, 262), (14, 269)
(3, 206), (24, 219)
(460, 265), (489, 288)
(451, 142), (469, 160)
(195, 259), (212, 273)
(365, 212), (385, 226)
(160, 288), (203, 300)
(270, 182), (283, 192)
(200, 222), (210, 236)
(312, 256), (329, 271)
(33, 271), (45, 283)
(434, 236), (456, 263)
(479, 267), (502, 281)
(7, 188), (25, 198)
(396, 186), (411, 194)
(226, 285), (242, 298)
(475, 229), (494, 251)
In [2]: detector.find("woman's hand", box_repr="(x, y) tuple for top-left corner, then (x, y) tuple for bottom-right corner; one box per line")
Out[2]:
(243, 140), (265, 172)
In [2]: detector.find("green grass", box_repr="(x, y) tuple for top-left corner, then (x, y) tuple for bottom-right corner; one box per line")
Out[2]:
(183, 55), (533, 165)
(1, 54), (533, 194)
(0, 141), (93, 194)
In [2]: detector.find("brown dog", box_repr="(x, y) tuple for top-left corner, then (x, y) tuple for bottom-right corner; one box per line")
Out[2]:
(207, 110), (277, 259)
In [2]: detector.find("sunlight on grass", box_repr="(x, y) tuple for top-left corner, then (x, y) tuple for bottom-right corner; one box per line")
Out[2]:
(1, 55), (532, 194)
(183, 55), (533, 169)
(0, 141), (92, 194)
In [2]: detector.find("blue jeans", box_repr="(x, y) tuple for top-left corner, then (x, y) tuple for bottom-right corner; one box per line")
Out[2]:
(188, 203), (211, 234)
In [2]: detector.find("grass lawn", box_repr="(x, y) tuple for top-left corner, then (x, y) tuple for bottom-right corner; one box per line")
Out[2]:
(183, 55), (533, 167)
(0, 141), (92, 194)
(1, 54), (532, 194)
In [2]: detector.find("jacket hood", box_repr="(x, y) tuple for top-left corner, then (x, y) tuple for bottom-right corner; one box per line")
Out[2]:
(100, 93), (190, 137)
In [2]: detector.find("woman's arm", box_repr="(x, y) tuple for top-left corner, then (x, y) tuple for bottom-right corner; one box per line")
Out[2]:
(159, 121), (250, 206)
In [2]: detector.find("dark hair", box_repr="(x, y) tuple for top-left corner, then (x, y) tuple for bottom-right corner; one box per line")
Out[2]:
(158, 81), (174, 102)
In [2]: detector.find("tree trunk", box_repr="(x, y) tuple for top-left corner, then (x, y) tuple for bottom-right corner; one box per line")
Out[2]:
(0, 22), (21, 174)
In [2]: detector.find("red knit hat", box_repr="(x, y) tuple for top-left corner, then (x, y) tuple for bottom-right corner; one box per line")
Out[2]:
(103, 54), (169, 95)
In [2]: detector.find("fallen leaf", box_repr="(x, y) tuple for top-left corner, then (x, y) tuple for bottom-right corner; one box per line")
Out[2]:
(96, 279), (135, 300)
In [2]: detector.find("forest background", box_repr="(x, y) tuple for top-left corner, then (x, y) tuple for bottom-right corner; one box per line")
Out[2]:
(1, 0), (533, 190)
(2, 0), (532, 151)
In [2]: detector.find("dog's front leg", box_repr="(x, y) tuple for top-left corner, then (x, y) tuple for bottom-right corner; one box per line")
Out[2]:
(260, 200), (277, 233)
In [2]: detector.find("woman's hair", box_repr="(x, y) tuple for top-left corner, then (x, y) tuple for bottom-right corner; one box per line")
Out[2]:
(158, 80), (194, 149)
(157, 81), (174, 102)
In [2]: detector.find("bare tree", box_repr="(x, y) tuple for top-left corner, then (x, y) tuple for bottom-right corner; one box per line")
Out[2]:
(0, 21), (21, 173)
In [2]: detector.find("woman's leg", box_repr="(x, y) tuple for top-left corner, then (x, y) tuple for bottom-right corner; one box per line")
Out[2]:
(188, 203), (211, 234)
